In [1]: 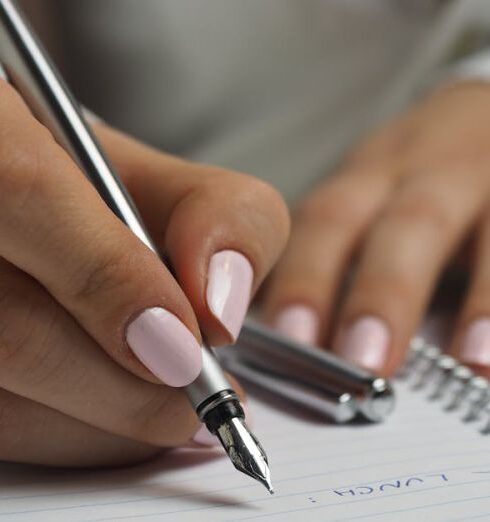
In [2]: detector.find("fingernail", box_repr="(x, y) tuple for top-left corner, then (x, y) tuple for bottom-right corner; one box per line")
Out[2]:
(337, 316), (390, 371)
(274, 305), (319, 345)
(206, 250), (253, 342)
(460, 319), (490, 366)
(126, 307), (202, 387)
(192, 424), (221, 447)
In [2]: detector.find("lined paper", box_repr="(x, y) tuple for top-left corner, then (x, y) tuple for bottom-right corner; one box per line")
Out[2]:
(0, 379), (489, 521)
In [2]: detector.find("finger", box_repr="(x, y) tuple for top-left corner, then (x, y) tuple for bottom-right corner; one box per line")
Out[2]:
(260, 167), (393, 346)
(450, 211), (490, 379)
(333, 168), (486, 375)
(0, 388), (160, 468)
(92, 124), (290, 345)
(0, 80), (202, 387)
(0, 258), (200, 448)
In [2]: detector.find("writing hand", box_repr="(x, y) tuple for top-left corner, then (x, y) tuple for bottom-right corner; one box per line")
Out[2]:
(0, 79), (289, 466)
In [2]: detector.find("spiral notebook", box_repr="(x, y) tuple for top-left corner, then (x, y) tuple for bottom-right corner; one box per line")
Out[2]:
(1, 335), (490, 522)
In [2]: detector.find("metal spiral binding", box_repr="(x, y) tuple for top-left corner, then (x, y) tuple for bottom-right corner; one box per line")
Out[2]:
(399, 338), (490, 435)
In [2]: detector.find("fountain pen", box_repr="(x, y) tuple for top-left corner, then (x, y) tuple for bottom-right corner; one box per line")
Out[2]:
(0, 0), (272, 493)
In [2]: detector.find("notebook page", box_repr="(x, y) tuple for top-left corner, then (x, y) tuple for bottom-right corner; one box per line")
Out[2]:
(0, 379), (489, 522)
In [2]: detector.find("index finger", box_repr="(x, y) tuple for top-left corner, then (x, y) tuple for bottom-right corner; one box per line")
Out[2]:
(93, 124), (291, 346)
(0, 79), (203, 387)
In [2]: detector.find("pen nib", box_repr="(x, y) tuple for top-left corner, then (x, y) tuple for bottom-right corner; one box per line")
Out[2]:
(216, 417), (273, 494)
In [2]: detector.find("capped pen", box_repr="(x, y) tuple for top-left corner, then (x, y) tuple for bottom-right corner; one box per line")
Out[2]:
(0, 0), (272, 493)
(225, 320), (395, 423)
(221, 351), (357, 423)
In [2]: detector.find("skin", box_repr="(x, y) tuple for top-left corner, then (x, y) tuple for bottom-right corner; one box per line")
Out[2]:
(262, 81), (490, 379)
(0, 78), (290, 467)
(3, 26), (490, 466)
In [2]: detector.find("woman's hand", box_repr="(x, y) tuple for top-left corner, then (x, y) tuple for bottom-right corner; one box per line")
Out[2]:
(0, 78), (289, 466)
(262, 81), (490, 378)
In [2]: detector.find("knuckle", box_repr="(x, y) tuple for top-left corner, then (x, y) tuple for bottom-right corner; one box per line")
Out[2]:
(130, 389), (192, 446)
(212, 170), (291, 245)
(387, 192), (453, 234)
(0, 145), (42, 214)
(131, 391), (171, 443)
(244, 175), (280, 200)
(0, 282), (62, 383)
(342, 124), (399, 170)
(296, 187), (361, 231)
(0, 390), (18, 437)
(379, 272), (418, 303)
(68, 240), (150, 307)
(353, 272), (416, 314)
(247, 177), (291, 237)
(0, 117), (59, 219)
(0, 285), (31, 364)
(219, 169), (284, 206)
(70, 249), (128, 303)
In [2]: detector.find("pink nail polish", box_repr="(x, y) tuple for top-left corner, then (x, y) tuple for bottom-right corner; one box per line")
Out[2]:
(192, 424), (221, 447)
(126, 307), (202, 387)
(274, 305), (319, 345)
(337, 316), (390, 371)
(206, 250), (253, 342)
(460, 319), (490, 366)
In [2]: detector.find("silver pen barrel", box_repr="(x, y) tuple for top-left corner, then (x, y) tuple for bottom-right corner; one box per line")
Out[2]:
(237, 320), (395, 422)
(186, 346), (237, 417)
(0, 0), (152, 249)
(219, 351), (357, 423)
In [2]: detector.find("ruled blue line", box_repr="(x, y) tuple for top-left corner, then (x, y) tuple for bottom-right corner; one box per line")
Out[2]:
(0, 433), (479, 503)
(230, 479), (490, 522)
(82, 467), (490, 522)
(329, 493), (490, 522)
(447, 511), (490, 522)
(1, 454), (488, 518)
(0, 428), (458, 501)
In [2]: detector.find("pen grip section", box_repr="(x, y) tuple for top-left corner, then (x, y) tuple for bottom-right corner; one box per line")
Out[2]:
(185, 345), (234, 413)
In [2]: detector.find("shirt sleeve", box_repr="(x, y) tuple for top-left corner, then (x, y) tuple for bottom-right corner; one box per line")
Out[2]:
(442, 47), (490, 84)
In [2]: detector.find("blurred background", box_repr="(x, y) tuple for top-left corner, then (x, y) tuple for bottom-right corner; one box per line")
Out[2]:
(21, 0), (490, 202)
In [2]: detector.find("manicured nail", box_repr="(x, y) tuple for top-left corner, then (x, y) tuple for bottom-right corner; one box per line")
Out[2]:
(337, 316), (390, 371)
(126, 307), (202, 387)
(274, 305), (319, 345)
(206, 250), (253, 342)
(192, 424), (221, 447)
(0, 64), (7, 81)
(460, 319), (490, 366)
